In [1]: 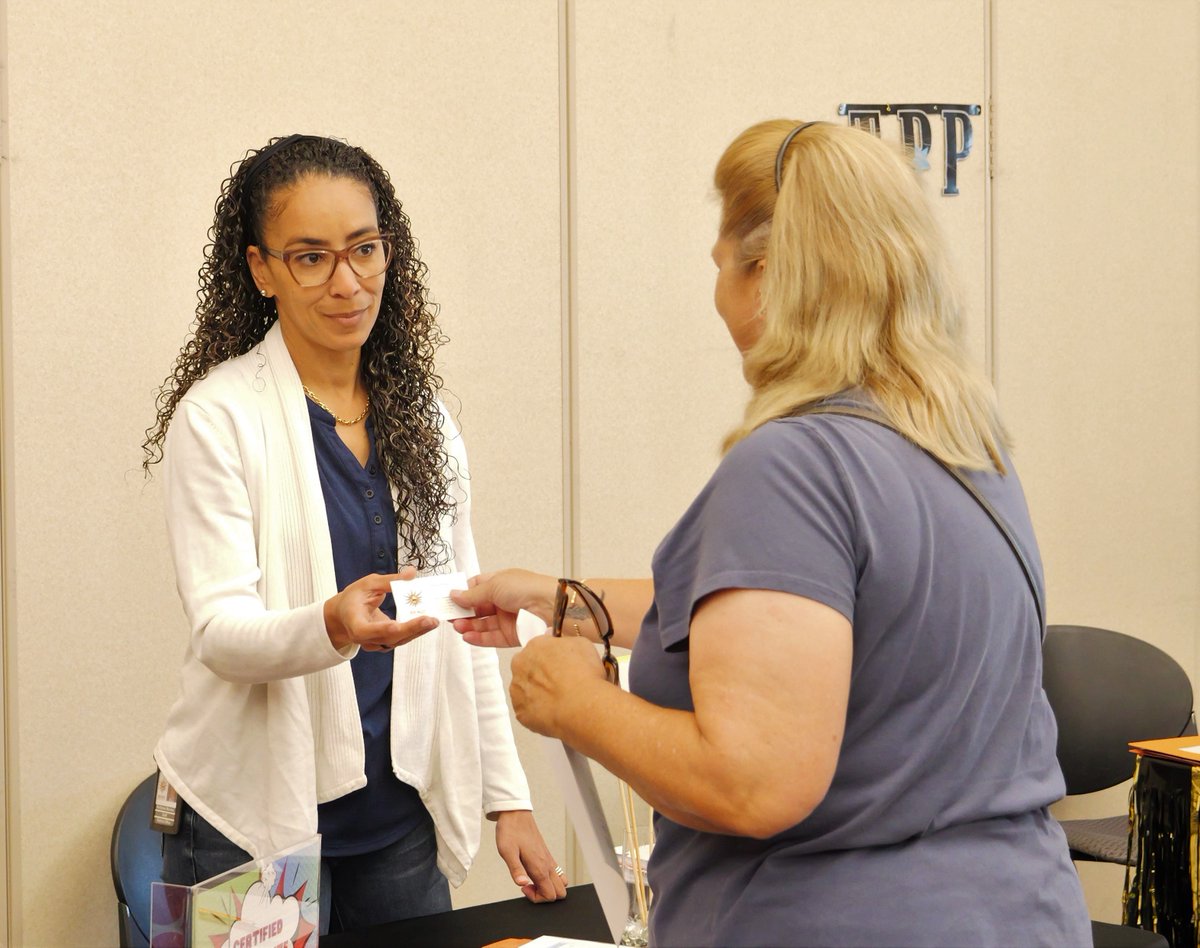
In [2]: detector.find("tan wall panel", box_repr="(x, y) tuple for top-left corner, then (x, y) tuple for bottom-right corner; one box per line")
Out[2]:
(567, 0), (989, 902)
(571, 0), (988, 581)
(4, 0), (1194, 941)
(992, 0), (1199, 923)
(2, 2), (561, 943)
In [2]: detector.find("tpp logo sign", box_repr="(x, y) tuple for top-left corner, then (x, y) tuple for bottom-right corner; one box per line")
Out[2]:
(838, 103), (982, 196)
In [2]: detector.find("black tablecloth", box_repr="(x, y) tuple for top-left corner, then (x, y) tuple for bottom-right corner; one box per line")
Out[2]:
(321, 883), (612, 947)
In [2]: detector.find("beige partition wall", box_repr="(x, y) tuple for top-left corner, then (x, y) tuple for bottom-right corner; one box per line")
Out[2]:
(567, 0), (1198, 927)
(0, 2), (563, 944)
(570, 0), (989, 580)
(2, 0), (1198, 943)
(993, 0), (1200, 923)
(566, 0), (991, 891)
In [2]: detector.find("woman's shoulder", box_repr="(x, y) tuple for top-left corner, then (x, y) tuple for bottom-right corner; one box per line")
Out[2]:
(715, 408), (911, 508)
(742, 400), (912, 466)
(434, 397), (469, 459)
(179, 346), (269, 412)
(706, 419), (851, 511)
(434, 397), (460, 437)
(725, 414), (843, 469)
(168, 350), (276, 453)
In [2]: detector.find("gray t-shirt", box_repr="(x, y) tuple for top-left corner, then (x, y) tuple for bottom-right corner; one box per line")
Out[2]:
(630, 411), (1090, 947)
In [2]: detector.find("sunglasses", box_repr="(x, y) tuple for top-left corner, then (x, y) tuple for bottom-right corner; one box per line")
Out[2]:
(551, 578), (619, 686)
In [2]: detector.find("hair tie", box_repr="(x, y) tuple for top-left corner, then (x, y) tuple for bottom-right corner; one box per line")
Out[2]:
(774, 122), (821, 192)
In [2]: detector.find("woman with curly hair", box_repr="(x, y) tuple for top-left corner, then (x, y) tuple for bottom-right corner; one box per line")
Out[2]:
(144, 134), (564, 934)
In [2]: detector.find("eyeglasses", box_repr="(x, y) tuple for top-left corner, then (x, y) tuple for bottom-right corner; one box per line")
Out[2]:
(260, 236), (394, 287)
(552, 578), (619, 686)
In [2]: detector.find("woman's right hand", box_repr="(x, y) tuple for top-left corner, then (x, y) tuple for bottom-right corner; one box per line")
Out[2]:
(324, 567), (439, 652)
(450, 569), (558, 648)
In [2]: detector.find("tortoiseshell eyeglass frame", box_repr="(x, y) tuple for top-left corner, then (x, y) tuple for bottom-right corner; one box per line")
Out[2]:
(551, 578), (619, 686)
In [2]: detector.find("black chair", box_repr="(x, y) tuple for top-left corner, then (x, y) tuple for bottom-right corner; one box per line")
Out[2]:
(1090, 919), (1169, 947)
(1042, 625), (1193, 947)
(111, 774), (162, 948)
(1043, 624), (1195, 864)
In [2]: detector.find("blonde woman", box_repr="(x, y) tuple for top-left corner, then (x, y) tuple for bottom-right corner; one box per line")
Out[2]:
(452, 120), (1090, 946)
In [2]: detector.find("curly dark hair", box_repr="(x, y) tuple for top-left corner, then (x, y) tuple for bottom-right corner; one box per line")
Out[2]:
(142, 135), (454, 570)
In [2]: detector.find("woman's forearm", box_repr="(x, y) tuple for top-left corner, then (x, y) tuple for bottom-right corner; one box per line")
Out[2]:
(516, 588), (850, 841)
(552, 676), (800, 838)
(576, 578), (654, 650)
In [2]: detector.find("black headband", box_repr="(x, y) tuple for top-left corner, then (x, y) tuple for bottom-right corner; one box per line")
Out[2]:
(240, 134), (331, 209)
(774, 122), (822, 191)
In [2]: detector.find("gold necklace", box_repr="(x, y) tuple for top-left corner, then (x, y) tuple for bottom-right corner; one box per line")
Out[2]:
(302, 384), (370, 426)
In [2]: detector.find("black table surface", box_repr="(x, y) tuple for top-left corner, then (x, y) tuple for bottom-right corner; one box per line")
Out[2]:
(321, 883), (613, 948)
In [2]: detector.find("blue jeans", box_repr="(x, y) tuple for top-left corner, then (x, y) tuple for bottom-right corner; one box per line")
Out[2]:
(161, 802), (451, 935)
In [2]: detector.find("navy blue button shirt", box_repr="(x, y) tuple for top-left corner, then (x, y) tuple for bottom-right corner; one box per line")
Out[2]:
(308, 399), (426, 856)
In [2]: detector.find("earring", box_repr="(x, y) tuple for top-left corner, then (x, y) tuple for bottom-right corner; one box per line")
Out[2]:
(259, 289), (269, 298)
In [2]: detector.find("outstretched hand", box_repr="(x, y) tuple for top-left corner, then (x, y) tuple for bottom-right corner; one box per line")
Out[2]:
(450, 569), (558, 648)
(325, 567), (440, 652)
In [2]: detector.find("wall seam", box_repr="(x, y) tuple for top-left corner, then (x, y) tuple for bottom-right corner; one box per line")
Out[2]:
(0, 0), (14, 941)
(557, 0), (582, 883)
(558, 0), (579, 588)
(984, 0), (996, 387)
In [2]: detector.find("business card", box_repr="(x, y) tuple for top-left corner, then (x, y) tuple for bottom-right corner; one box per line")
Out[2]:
(391, 572), (476, 622)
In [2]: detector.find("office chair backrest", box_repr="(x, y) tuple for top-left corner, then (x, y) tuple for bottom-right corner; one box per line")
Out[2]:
(110, 774), (162, 948)
(1043, 625), (1195, 795)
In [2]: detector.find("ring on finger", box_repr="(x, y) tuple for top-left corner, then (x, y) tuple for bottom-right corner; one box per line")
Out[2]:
(553, 865), (565, 877)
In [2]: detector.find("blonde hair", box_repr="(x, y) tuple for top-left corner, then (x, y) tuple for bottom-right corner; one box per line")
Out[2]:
(716, 119), (1008, 472)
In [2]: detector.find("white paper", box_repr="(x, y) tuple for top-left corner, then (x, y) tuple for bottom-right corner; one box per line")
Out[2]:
(540, 737), (627, 945)
(390, 572), (475, 622)
(615, 653), (632, 693)
(516, 608), (549, 646)
(521, 615), (627, 943)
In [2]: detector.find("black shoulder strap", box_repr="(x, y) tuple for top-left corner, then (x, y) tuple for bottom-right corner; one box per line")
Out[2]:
(797, 405), (1045, 634)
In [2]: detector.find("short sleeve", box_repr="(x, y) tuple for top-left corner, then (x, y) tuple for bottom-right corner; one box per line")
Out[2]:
(650, 419), (858, 651)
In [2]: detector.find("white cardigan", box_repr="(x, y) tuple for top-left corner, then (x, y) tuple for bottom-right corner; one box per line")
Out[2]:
(153, 323), (531, 885)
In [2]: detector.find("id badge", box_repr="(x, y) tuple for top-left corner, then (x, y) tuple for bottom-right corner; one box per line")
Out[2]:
(150, 769), (182, 835)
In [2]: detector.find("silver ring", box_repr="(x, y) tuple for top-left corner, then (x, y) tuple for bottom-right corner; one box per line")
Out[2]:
(553, 865), (565, 877)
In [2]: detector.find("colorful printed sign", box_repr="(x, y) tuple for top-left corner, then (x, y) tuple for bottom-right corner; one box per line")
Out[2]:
(150, 836), (321, 948)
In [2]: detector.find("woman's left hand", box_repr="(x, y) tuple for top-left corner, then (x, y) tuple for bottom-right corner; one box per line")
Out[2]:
(510, 634), (608, 739)
(494, 809), (568, 902)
